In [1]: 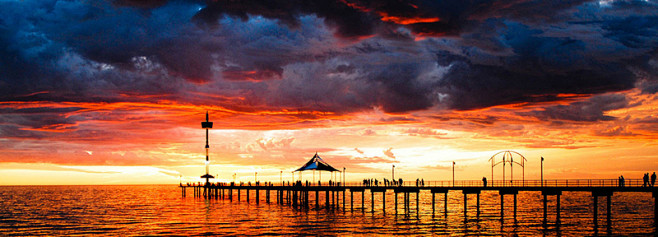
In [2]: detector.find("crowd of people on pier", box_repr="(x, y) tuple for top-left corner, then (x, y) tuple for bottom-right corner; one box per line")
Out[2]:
(360, 178), (427, 187)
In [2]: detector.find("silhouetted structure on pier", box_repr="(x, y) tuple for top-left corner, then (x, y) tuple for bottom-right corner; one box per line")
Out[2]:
(200, 112), (214, 192)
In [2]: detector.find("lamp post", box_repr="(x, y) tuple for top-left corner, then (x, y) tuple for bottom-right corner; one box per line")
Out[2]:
(343, 167), (346, 186)
(452, 161), (455, 187)
(541, 157), (544, 187)
(392, 165), (395, 180)
(280, 171), (282, 185)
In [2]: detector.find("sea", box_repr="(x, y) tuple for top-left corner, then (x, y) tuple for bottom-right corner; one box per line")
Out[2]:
(0, 185), (655, 236)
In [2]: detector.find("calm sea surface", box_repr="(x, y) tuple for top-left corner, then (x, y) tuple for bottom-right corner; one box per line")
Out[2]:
(0, 185), (656, 236)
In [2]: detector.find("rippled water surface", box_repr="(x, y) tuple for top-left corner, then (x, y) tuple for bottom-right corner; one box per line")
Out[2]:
(0, 185), (656, 236)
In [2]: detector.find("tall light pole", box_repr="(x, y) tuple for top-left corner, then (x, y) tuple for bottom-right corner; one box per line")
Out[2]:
(541, 157), (544, 187)
(392, 165), (395, 180)
(452, 161), (455, 187)
(200, 111), (214, 185)
(280, 171), (282, 185)
(343, 167), (346, 186)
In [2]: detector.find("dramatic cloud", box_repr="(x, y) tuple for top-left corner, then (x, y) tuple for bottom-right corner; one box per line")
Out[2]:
(523, 94), (631, 122)
(1, 0), (658, 183)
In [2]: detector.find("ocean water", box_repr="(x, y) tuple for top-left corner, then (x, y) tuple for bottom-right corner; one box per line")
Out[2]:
(0, 185), (656, 236)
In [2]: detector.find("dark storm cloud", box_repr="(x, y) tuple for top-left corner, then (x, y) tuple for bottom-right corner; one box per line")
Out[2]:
(522, 94), (630, 122)
(1, 0), (658, 124)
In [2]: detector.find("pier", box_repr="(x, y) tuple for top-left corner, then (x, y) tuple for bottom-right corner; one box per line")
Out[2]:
(181, 178), (658, 228)
(183, 112), (658, 229)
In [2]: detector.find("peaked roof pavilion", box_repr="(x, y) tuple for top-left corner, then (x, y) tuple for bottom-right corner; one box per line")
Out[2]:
(294, 153), (340, 172)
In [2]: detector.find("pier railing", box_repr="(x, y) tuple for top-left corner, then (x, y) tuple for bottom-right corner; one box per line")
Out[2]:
(341, 179), (645, 188)
(185, 178), (650, 188)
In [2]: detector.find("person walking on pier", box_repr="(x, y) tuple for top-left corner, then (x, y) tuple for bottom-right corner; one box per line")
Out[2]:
(482, 177), (487, 187)
(643, 173), (649, 187)
(652, 172), (656, 187)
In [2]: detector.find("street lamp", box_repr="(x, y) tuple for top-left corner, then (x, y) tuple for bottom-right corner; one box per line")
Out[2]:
(541, 157), (544, 187)
(392, 165), (395, 180)
(343, 167), (346, 186)
(280, 170), (282, 185)
(452, 161), (455, 187)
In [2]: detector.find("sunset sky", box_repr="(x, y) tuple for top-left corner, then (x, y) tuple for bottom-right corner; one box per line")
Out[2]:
(1, 0), (658, 185)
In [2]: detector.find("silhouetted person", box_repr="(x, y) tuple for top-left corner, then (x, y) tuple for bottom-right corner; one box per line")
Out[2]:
(399, 178), (403, 187)
(421, 179), (424, 187)
(621, 175), (625, 187)
(652, 172), (656, 187)
(482, 177), (487, 187)
(643, 173), (649, 187)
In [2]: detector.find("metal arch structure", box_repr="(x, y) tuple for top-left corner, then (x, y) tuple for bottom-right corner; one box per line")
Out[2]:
(488, 150), (527, 184)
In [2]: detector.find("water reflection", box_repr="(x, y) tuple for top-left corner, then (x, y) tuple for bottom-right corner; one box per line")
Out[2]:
(0, 186), (656, 235)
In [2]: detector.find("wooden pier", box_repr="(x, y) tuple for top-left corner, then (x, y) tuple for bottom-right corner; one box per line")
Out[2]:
(180, 179), (658, 228)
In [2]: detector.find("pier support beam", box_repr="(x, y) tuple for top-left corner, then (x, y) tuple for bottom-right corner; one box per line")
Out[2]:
(556, 194), (561, 224)
(500, 194), (504, 219)
(607, 194), (612, 227)
(445, 192), (448, 216)
(463, 194), (467, 219)
(371, 190), (375, 212)
(653, 192), (658, 225)
(541, 189), (562, 226)
(432, 193), (435, 214)
(383, 191), (386, 214)
(592, 190), (613, 228)
(394, 192), (398, 214)
(416, 192), (420, 215)
(371, 188), (386, 213)
(476, 193), (480, 218)
(499, 189), (519, 221)
(514, 194), (517, 220)
(594, 195), (598, 228)
(543, 194), (547, 225)
(351, 191), (354, 212)
(343, 190), (345, 211)
(462, 188), (481, 219)
(361, 191), (365, 212)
